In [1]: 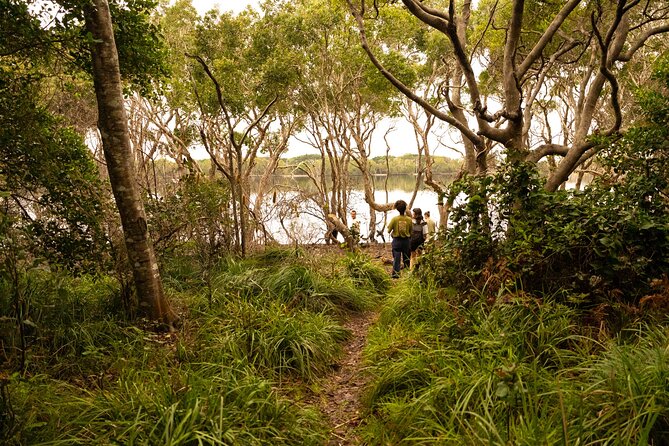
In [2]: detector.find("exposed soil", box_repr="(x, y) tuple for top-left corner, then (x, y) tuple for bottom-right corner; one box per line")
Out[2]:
(317, 310), (379, 445)
(295, 242), (393, 443)
(358, 242), (394, 269)
(323, 245), (391, 444)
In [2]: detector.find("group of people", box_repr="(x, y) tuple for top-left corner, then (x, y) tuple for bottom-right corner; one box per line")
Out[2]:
(386, 200), (436, 278)
(344, 202), (437, 278)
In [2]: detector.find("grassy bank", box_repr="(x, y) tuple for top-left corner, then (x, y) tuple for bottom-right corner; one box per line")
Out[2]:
(4, 245), (668, 445)
(0, 248), (388, 445)
(359, 277), (669, 444)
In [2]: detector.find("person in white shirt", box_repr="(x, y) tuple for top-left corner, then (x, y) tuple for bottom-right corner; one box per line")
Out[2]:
(424, 210), (437, 240)
(350, 209), (366, 244)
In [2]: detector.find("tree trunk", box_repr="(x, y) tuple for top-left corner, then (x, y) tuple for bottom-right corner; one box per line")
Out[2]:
(84, 0), (177, 329)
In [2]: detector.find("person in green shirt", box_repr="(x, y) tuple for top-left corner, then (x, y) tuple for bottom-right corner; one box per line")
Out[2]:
(387, 199), (412, 278)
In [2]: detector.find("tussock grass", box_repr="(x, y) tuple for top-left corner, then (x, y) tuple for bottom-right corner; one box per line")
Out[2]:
(360, 278), (669, 445)
(9, 363), (327, 445)
(341, 253), (392, 294)
(2, 247), (389, 444)
(210, 250), (377, 314)
(579, 326), (669, 443)
(193, 297), (350, 380)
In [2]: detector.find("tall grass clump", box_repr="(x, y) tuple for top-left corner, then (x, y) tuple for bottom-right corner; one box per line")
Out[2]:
(577, 325), (669, 444)
(207, 249), (377, 314)
(169, 248), (380, 381)
(359, 278), (669, 444)
(0, 269), (116, 330)
(8, 362), (327, 445)
(209, 257), (266, 301)
(160, 250), (208, 292)
(0, 269), (132, 377)
(262, 263), (375, 313)
(341, 253), (392, 294)
(190, 296), (350, 380)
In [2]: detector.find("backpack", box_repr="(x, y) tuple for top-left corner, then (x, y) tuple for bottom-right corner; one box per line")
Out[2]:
(410, 222), (426, 251)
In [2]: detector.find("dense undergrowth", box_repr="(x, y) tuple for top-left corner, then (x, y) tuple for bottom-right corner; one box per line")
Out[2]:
(358, 174), (669, 443)
(359, 278), (669, 444)
(0, 249), (386, 445)
(357, 59), (669, 444)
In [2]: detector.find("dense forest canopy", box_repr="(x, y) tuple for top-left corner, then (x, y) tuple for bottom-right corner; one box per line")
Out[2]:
(1, 0), (668, 317)
(348, 0), (669, 187)
(2, 0), (669, 443)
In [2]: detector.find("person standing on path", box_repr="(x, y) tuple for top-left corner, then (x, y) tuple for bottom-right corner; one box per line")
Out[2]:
(387, 200), (412, 278)
(424, 210), (437, 241)
(410, 208), (429, 269)
(349, 209), (365, 244)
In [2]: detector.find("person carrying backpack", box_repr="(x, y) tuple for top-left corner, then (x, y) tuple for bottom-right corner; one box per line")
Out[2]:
(410, 208), (428, 269)
(387, 200), (412, 278)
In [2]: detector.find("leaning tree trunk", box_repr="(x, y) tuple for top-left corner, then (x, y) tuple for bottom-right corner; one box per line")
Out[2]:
(84, 0), (177, 329)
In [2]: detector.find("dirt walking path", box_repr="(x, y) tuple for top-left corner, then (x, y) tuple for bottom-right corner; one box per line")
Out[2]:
(315, 310), (379, 445)
(299, 244), (392, 443)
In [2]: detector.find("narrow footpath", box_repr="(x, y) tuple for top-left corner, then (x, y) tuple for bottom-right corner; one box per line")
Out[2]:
(316, 310), (379, 445)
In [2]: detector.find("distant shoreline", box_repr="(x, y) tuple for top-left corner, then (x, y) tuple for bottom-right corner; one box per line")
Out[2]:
(250, 172), (458, 178)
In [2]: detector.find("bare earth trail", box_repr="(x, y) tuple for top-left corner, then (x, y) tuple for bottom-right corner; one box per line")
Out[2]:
(317, 310), (379, 445)
(300, 243), (394, 444)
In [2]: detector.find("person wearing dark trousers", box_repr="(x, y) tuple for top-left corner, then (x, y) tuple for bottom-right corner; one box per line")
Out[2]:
(386, 200), (412, 278)
(409, 208), (428, 270)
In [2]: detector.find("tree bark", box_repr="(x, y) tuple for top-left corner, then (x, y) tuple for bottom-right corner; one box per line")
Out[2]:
(351, 0), (669, 192)
(84, 0), (177, 329)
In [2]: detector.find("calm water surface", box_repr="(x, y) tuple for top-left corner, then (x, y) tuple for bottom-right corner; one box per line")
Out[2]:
(256, 174), (447, 244)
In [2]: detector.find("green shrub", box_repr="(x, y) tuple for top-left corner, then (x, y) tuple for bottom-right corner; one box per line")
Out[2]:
(419, 161), (669, 307)
(341, 253), (392, 294)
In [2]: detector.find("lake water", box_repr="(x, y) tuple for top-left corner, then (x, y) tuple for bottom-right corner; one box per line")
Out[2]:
(255, 175), (446, 244)
(254, 172), (590, 244)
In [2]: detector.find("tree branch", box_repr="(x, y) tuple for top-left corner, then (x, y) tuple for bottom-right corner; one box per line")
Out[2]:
(185, 52), (237, 148)
(526, 143), (570, 163)
(591, 12), (622, 136)
(346, 0), (483, 146)
(517, 0), (582, 77)
(617, 24), (669, 61)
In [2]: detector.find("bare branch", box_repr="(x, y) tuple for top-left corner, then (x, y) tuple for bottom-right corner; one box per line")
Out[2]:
(618, 24), (669, 61)
(517, 0), (582, 77)
(469, 0), (499, 63)
(527, 144), (570, 163)
(398, 0), (450, 32)
(346, 0), (483, 146)
(185, 52), (235, 144)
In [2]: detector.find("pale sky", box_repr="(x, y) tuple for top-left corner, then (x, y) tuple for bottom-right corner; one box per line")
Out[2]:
(191, 0), (259, 16)
(185, 0), (459, 159)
